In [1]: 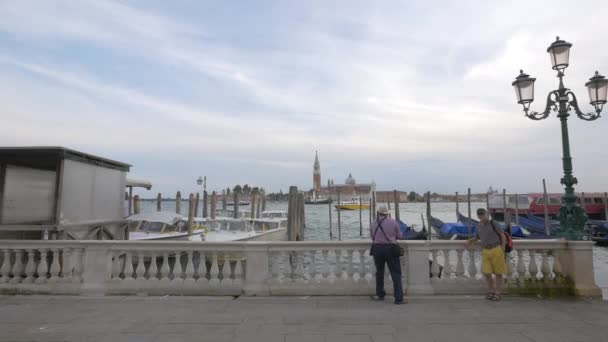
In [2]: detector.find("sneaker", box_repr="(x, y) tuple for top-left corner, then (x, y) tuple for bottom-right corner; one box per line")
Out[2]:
(370, 295), (385, 301)
(394, 300), (405, 305)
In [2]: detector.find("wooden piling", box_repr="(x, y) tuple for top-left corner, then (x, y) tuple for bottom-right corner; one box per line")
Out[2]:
(337, 191), (341, 241)
(210, 191), (217, 220)
(514, 193), (520, 225)
(426, 191), (431, 240)
(486, 192), (490, 218)
(202, 191), (208, 218)
(359, 196), (363, 236)
(387, 197), (391, 211)
(604, 192), (608, 220)
(467, 188), (472, 239)
(261, 191), (267, 212)
(256, 196), (262, 218)
(194, 192), (200, 217)
(222, 189), (227, 211)
(329, 200), (333, 238)
(393, 190), (400, 221)
(372, 191), (377, 217)
(176, 191), (182, 214)
(156, 193), (162, 212)
(187, 193), (194, 236)
(542, 179), (550, 236)
(128, 187), (133, 216)
(455, 191), (459, 218)
(287, 186), (303, 241)
(250, 192), (256, 219)
(233, 191), (239, 219)
(368, 197), (372, 227)
(298, 192), (305, 240)
(133, 195), (141, 214)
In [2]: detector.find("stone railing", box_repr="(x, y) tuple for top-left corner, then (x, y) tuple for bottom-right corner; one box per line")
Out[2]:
(0, 240), (600, 297)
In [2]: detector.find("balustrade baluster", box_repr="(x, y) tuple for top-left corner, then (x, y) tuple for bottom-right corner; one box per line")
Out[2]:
(322, 250), (331, 281)
(430, 250), (440, 279)
(174, 252), (186, 281)
(233, 258), (243, 287)
(346, 250), (354, 281)
(10, 250), (24, 284)
(35, 249), (49, 284)
(148, 252), (159, 280)
(335, 250), (347, 281)
(528, 250), (538, 279)
(47, 248), (61, 283)
(441, 249), (452, 278)
(184, 251), (195, 281)
(135, 252), (145, 280)
(111, 251), (122, 279)
(24, 249), (36, 283)
(0, 249), (11, 283)
(72, 249), (83, 283)
(455, 250), (465, 277)
(540, 251), (551, 279)
(516, 249), (526, 278)
(467, 249), (477, 278)
(553, 251), (563, 276)
(294, 251), (305, 281)
(160, 252), (170, 281)
(61, 248), (72, 282)
(209, 252), (220, 286)
(123, 251), (134, 280)
(270, 251), (280, 282)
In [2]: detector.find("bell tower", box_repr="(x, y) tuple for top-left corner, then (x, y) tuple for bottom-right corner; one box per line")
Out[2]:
(313, 151), (321, 192)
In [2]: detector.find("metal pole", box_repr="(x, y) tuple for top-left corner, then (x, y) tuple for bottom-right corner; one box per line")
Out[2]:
(515, 193), (520, 225)
(329, 200), (333, 238)
(467, 188), (471, 239)
(337, 191), (341, 241)
(359, 196), (363, 236)
(543, 179), (550, 236)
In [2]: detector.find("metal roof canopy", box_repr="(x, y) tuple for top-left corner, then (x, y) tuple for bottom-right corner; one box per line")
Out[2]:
(0, 146), (131, 172)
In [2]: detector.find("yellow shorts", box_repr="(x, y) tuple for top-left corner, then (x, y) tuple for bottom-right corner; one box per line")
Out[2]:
(481, 246), (506, 275)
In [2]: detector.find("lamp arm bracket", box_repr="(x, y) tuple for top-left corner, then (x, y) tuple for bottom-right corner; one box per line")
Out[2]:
(567, 91), (602, 121)
(525, 91), (558, 120)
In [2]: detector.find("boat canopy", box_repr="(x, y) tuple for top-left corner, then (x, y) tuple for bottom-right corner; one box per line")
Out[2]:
(126, 178), (152, 190)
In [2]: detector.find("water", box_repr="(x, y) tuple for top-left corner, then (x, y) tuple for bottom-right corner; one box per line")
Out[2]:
(138, 200), (608, 294)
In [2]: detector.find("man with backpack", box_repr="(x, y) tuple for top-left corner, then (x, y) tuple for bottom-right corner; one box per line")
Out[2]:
(369, 206), (404, 305)
(465, 208), (507, 301)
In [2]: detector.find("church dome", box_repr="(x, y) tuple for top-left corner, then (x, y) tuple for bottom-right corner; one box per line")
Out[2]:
(345, 173), (356, 185)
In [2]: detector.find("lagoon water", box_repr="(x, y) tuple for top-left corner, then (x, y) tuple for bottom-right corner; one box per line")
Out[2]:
(139, 200), (608, 293)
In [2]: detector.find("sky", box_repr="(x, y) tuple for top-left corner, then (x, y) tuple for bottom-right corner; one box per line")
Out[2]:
(1, 0), (608, 197)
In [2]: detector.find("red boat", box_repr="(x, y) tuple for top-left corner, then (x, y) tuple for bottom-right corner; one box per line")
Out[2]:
(488, 192), (608, 220)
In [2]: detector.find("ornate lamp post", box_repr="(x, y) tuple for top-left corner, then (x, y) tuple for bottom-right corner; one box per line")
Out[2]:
(197, 176), (206, 192)
(512, 37), (608, 240)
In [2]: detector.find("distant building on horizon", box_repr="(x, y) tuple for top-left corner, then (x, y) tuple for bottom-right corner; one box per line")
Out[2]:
(310, 152), (375, 201)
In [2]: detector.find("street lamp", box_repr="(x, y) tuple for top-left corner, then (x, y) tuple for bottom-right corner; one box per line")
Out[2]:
(512, 36), (608, 240)
(196, 176), (207, 192)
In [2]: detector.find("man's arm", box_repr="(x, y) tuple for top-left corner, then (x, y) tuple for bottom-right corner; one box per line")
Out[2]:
(395, 220), (402, 240)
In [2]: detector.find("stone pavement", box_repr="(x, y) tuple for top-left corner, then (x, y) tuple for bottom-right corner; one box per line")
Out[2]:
(1, 295), (607, 342)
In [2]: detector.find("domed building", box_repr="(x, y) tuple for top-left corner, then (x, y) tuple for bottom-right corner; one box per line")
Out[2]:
(310, 152), (375, 201)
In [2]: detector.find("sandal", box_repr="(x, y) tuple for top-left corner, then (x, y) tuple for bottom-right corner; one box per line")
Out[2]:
(491, 294), (502, 301)
(485, 293), (494, 300)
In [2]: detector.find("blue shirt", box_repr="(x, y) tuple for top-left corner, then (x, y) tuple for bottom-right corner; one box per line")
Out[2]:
(370, 216), (402, 244)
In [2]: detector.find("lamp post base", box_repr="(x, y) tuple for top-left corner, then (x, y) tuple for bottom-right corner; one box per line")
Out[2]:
(558, 206), (591, 241)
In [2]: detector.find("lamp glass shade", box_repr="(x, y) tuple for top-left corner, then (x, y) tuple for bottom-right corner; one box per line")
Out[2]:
(547, 37), (572, 71)
(512, 71), (536, 104)
(586, 72), (608, 105)
(197, 177), (203, 185)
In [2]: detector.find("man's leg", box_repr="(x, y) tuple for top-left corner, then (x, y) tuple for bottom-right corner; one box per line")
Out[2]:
(373, 247), (386, 298)
(484, 274), (495, 294)
(386, 254), (404, 303)
(495, 274), (503, 295)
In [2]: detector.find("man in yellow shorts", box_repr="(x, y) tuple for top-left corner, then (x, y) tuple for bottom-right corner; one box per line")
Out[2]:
(466, 208), (506, 301)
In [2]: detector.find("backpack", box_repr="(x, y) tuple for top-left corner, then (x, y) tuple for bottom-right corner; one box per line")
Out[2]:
(490, 220), (513, 253)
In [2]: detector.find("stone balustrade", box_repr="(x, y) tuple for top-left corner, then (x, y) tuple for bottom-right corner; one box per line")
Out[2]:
(0, 240), (600, 297)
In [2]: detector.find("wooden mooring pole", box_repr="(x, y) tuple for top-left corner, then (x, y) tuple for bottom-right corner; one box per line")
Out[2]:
(287, 186), (304, 241)
(210, 191), (217, 220)
(426, 191), (431, 240)
(359, 196), (363, 236)
(604, 192), (608, 220)
(156, 193), (162, 212)
(233, 191), (239, 219)
(329, 200), (333, 238)
(261, 191), (267, 213)
(176, 191), (182, 214)
(187, 193), (194, 236)
(250, 192), (256, 219)
(337, 191), (341, 241)
(455, 191), (459, 218)
(542, 179), (550, 236)
(486, 192), (490, 218)
(133, 195), (141, 214)
(393, 190), (400, 222)
(467, 188), (472, 239)
(203, 191), (208, 218)
(194, 192), (200, 217)
(222, 189), (227, 211)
